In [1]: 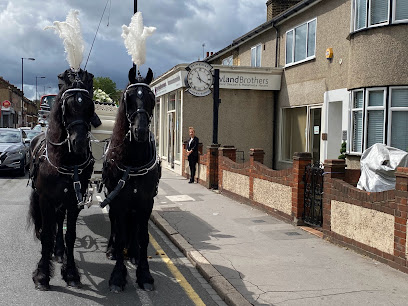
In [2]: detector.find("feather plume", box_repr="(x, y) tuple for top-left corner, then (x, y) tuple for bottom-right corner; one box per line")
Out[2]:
(45, 10), (84, 72)
(122, 12), (156, 66)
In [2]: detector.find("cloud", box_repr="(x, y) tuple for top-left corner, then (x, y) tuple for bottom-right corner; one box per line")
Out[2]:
(0, 0), (266, 100)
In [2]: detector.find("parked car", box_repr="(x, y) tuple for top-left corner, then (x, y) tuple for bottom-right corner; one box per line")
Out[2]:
(25, 130), (43, 142)
(0, 128), (30, 176)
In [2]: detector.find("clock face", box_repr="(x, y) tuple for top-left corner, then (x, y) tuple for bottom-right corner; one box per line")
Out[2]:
(186, 62), (213, 97)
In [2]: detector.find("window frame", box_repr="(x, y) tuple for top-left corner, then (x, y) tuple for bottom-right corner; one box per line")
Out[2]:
(285, 18), (317, 67)
(363, 87), (386, 150)
(349, 86), (408, 155)
(350, 90), (364, 154)
(388, 86), (408, 149)
(352, 0), (407, 32)
(368, 0), (390, 27)
(392, 0), (408, 23)
(250, 44), (262, 67)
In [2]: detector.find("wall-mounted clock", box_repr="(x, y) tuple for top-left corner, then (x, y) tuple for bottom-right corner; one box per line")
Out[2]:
(186, 61), (213, 97)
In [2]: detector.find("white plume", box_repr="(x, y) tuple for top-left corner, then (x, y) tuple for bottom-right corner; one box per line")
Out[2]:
(45, 10), (84, 72)
(122, 12), (156, 66)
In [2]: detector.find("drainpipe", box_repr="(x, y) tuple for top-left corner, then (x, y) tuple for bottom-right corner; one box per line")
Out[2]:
(272, 23), (279, 169)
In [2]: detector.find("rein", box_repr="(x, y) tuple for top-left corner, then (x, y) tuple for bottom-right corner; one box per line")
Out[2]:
(100, 132), (160, 208)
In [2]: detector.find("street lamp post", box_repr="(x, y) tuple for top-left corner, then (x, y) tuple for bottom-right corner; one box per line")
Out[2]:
(35, 76), (46, 102)
(21, 57), (35, 126)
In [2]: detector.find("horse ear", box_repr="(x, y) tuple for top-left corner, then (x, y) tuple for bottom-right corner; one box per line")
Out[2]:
(128, 66), (136, 84)
(145, 68), (153, 85)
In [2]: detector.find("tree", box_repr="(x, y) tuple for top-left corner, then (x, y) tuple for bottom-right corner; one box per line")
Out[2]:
(93, 76), (121, 103)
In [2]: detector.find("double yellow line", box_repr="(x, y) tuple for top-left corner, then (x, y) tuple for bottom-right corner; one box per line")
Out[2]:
(149, 233), (206, 306)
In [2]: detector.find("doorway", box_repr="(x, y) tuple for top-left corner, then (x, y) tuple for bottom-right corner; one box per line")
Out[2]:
(167, 112), (175, 168)
(309, 107), (321, 163)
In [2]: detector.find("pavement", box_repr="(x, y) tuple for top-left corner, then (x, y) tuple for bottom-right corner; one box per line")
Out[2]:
(151, 168), (408, 306)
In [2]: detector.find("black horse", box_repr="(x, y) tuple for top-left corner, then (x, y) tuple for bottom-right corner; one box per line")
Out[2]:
(28, 69), (95, 290)
(101, 67), (160, 292)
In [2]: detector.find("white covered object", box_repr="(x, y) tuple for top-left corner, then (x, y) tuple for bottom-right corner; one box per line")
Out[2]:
(357, 143), (408, 192)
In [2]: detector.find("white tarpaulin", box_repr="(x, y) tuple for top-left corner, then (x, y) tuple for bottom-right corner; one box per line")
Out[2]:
(357, 144), (408, 192)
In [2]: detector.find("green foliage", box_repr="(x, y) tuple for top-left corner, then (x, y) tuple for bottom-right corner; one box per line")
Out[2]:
(93, 77), (121, 103)
(338, 141), (347, 159)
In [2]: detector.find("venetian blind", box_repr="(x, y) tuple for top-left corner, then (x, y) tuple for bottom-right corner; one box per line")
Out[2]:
(370, 0), (389, 25)
(355, 0), (367, 30)
(395, 0), (408, 21)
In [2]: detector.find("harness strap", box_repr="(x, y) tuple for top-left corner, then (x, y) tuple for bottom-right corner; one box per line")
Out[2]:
(73, 165), (83, 205)
(100, 167), (131, 208)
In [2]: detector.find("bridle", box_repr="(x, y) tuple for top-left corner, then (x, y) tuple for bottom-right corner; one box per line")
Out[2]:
(123, 83), (154, 141)
(41, 76), (94, 207)
(47, 87), (92, 152)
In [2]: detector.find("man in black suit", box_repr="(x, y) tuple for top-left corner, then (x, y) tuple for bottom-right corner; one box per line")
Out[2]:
(187, 127), (199, 183)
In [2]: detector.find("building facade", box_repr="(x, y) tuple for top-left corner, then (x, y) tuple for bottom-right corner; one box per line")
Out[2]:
(206, 0), (408, 169)
(0, 76), (37, 128)
(151, 0), (408, 172)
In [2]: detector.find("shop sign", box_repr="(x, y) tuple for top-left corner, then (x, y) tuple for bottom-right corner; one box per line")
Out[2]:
(218, 71), (281, 91)
(153, 71), (188, 96)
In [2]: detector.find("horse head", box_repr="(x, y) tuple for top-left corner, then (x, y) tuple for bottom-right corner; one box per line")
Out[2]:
(123, 67), (155, 142)
(55, 69), (95, 158)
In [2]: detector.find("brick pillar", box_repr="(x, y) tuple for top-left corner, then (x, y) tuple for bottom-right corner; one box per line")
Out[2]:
(219, 145), (237, 162)
(292, 152), (312, 225)
(206, 144), (221, 189)
(250, 148), (265, 165)
(394, 167), (408, 265)
(324, 159), (346, 180)
(322, 159), (346, 232)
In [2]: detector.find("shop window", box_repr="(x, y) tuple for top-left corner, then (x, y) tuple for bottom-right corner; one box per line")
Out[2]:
(281, 107), (307, 161)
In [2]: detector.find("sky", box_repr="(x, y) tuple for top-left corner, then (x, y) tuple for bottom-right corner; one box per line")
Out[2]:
(0, 0), (267, 101)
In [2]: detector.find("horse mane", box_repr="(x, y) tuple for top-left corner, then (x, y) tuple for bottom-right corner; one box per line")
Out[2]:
(109, 90), (128, 159)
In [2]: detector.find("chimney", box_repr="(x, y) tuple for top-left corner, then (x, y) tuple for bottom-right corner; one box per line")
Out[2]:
(266, 0), (302, 21)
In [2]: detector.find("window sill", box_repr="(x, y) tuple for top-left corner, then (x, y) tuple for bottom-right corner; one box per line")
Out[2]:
(348, 21), (408, 39)
(284, 56), (316, 69)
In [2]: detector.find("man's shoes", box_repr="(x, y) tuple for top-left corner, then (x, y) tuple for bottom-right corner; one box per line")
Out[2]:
(188, 180), (194, 183)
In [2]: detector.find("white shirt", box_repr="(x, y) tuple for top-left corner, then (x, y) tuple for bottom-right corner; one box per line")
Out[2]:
(189, 137), (194, 146)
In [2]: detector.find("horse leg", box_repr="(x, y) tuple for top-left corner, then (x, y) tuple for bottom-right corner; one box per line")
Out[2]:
(109, 208), (128, 293)
(106, 209), (116, 260)
(32, 196), (55, 291)
(127, 210), (139, 265)
(61, 207), (81, 288)
(54, 208), (65, 263)
(136, 201), (154, 291)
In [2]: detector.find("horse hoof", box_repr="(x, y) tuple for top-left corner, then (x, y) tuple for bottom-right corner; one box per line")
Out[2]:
(106, 252), (116, 260)
(67, 281), (82, 289)
(139, 282), (154, 291)
(129, 257), (139, 266)
(35, 283), (50, 291)
(110, 285), (124, 293)
(54, 255), (63, 263)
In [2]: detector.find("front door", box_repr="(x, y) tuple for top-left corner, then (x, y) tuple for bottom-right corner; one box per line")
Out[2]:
(309, 108), (321, 163)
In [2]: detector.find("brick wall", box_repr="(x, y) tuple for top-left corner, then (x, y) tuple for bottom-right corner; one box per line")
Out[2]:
(180, 144), (408, 275)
